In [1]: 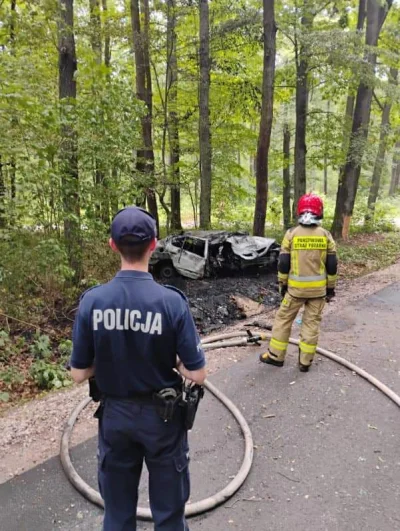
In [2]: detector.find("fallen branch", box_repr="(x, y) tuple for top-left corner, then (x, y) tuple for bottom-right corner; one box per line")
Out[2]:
(0, 312), (46, 332)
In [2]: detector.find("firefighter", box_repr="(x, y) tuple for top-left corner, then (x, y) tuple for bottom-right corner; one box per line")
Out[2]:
(259, 194), (337, 372)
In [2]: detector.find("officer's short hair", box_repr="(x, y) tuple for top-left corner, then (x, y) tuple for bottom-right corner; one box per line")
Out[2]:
(115, 235), (152, 262)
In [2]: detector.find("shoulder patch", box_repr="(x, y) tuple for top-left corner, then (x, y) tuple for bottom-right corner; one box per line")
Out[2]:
(164, 284), (189, 302)
(79, 284), (102, 302)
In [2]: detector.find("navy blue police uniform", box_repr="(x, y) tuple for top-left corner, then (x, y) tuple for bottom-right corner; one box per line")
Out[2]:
(70, 207), (205, 531)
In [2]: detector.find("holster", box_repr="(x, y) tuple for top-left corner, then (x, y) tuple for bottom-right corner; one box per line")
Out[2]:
(93, 401), (104, 420)
(182, 384), (204, 430)
(153, 387), (182, 422)
(89, 377), (102, 402)
(89, 377), (104, 419)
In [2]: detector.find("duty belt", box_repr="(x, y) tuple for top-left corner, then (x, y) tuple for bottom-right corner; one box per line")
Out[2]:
(90, 379), (203, 428)
(104, 392), (155, 404)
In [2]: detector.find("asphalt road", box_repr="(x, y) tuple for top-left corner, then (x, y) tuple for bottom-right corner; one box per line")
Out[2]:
(1, 285), (400, 531)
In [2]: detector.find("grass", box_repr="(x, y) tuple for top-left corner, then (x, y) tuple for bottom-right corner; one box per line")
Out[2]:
(338, 232), (400, 279)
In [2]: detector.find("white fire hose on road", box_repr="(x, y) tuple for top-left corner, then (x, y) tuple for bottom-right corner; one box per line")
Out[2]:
(60, 329), (400, 520)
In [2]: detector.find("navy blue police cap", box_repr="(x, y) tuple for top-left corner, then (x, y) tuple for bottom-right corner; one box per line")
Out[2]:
(111, 206), (157, 244)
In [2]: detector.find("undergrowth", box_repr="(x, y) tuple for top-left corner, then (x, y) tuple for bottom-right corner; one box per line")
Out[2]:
(338, 233), (400, 277)
(1, 223), (400, 410)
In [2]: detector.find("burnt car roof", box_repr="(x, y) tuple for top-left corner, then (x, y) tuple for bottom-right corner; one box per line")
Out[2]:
(157, 230), (279, 249)
(164, 230), (249, 244)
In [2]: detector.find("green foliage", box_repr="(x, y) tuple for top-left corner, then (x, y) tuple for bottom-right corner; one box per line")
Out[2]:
(266, 197), (283, 227)
(0, 232), (76, 322)
(0, 392), (10, 403)
(29, 332), (52, 359)
(58, 339), (73, 359)
(30, 359), (71, 390)
(339, 234), (400, 274)
(0, 331), (15, 362)
(322, 194), (399, 234)
(0, 366), (24, 387)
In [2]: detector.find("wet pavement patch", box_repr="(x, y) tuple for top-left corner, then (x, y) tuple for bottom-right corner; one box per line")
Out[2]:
(368, 282), (400, 306)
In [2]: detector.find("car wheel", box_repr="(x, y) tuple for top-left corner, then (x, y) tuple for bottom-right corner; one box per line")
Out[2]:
(159, 262), (176, 281)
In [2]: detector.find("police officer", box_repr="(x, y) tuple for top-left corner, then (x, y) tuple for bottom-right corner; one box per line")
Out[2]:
(259, 194), (338, 372)
(69, 206), (206, 531)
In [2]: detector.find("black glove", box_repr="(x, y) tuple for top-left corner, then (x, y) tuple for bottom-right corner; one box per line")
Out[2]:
(326, 287), (335, 302)
(279, 284), (288, 299)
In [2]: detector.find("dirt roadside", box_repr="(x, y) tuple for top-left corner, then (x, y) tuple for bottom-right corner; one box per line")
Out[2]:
(1, 260), (400, 485)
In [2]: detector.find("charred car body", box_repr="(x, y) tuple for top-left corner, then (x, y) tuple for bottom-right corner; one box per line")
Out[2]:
(150, 230), (280, 280)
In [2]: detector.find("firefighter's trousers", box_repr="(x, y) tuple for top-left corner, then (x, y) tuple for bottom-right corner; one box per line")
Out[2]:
(268, 292), (325, 367)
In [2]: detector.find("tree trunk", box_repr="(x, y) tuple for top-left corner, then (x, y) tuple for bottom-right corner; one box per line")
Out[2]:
(395, 154), (400, 194)
(331, 0), (393, 239)
(110, 167), (119, 214)
(293, 8), (313, 220)
(0, 157), (5, 229)
(89, 0), (102, 60)
(336, 0), (366, 221)
(59, 0), (81, 280)
(341, 92), (356, 156)
(340, 0), (366, 161)
(9, 0), (17, 221)
(89, 0), (109, 224)
(389, 141), (400, 196)
(249, 156), (254, 176)
(10, 160), (16, 200)
(199, 0), (212, 229)
(102, 0), (112, 223)
(253, 0), (277, 236)
(395, 165), (400, 193)
(130, 0), (159, 232)
(283, 122), (291, 230)
(366, 67), (398, 220)
(323, 100), (330, 195)
(102, 0), (111, 67)
(167, 0), (182, 231)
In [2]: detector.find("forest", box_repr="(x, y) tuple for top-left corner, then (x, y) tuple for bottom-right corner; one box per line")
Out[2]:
(0, 0), (400, 402)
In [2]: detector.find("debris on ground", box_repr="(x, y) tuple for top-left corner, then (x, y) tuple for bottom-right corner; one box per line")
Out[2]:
(162, 271), (280, 334)
(231, 295), (265, 318)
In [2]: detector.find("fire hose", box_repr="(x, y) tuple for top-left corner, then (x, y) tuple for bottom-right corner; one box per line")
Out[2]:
(60, 330), (400, 520)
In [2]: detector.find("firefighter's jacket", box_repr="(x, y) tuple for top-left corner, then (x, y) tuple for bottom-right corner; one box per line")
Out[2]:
(278, 225), (337, 299)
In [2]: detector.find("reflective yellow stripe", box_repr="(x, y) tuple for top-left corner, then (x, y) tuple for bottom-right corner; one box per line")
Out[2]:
(270, 338), (288, 351)
(288, 279), (327, 288)
(327, 274), (337, 282)
(290, 274), (326, 281)
(320, 250), (327, 275)
(293, 236), (327, 250)
(299, 341), (317, 354)
(278, 273), (288, 281)
(292, 250), (299, 276)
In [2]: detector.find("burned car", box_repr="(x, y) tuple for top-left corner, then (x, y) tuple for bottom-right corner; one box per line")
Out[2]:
(150, 230), (280, 280)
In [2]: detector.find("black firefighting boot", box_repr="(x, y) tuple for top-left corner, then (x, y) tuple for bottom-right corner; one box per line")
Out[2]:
(298, 350), (311, 372)
(259, 351), (284, 367)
